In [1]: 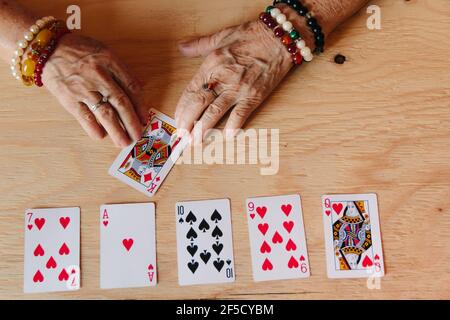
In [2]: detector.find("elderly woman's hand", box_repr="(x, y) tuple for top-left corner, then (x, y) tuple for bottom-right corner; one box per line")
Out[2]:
(42, 33), (147, 147)
(175, 19), (295, 142)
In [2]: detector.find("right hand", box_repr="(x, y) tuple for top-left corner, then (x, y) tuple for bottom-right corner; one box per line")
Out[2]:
(42, 33), (147, 147)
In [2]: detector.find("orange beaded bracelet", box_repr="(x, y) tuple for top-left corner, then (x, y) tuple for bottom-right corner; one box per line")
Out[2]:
(11, 16), (56, 84)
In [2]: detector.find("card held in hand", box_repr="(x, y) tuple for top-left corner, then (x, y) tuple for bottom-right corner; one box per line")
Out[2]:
(175, 199), (236, 286)
(246, 194), (310, 282)
(100, 202), (157, 289)
(322, 193), (385, 278)
(109, 108), (188, 197)
(24, 207), (80, 293)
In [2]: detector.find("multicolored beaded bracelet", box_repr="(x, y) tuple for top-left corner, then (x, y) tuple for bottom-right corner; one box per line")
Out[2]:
(259, 6), (313, 65)
(33, 21), (70, 87)
(10, 16), (56, 82)
(273, 0), (325, 53)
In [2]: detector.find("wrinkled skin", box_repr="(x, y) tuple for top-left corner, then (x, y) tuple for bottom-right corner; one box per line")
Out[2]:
(42, 33), (147, 147)
(175, 20), (293, 142)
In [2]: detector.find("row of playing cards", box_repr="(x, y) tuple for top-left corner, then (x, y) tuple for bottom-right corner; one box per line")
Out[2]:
(24, 193), (384, 293)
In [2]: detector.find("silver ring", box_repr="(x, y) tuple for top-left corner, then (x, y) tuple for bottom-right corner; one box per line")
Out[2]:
(90, 96), (108, 112)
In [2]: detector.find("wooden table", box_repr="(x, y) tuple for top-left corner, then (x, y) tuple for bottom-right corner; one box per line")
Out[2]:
(1, 0), (449, 299)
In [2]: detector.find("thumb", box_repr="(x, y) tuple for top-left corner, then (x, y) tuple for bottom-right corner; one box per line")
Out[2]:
(178, 26), (237, 58)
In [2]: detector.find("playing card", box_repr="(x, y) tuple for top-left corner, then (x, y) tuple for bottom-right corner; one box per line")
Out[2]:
(175, 199), (235, 286)
(246, 194), (310, 282)
(100, 203), (157, 289)
(322, 193), (385, 278)
(23, 207), (80, 293)
(109, 108), (188, 197)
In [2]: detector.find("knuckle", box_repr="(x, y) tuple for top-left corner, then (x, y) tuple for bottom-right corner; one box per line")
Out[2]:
(233, 108), (249, 119)
(204, 104), (222, 120)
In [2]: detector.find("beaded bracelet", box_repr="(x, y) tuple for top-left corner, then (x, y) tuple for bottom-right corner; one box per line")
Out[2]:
(10, 16), (56, 82)
(273, 0), (325, 53)
(259, 6), (313, 65)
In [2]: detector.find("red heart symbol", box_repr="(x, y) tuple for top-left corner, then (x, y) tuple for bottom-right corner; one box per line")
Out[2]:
(258, 223), (269, 236)
(59, 217), (70, 229)
(33, 244), (44, 257)
(103, 220), (109, 227)
(260, 241), (271, 254)
(256, 207), (267, 219)
(33, 270), (44, 283)
(325, 210), (331, 216)
(288, 256), (299, 269)
(58, 268), (69, 282)
(362, 255), (373, 268)
(59, 242), (70, 255)
(281, 204), (292, 216)
(374, 254), (380, 260)
(262, 258), (273, 271)
(272, 231), (283, 244)
(300, 255), (306, 261)
(283, 221), (294, 233)
(148, 264), (154, 270)
(46, 256), (57, 269)
(249, 213), (255, 220)
(34, 218), (45, 230)
(27, 224), (33, 230)
(285, 239), (297, 251)
(122, 238), (134, 251)
(332, 203), (343, 215)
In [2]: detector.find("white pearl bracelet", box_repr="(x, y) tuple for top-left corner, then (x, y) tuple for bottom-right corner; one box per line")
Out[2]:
(10, 16), (56, 81)
(269, 7), (314, 62)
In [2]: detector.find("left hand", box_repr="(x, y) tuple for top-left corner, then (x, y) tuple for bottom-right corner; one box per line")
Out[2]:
(175, 20), (294, 143)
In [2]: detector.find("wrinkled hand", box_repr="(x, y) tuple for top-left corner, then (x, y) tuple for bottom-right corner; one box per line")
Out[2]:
(42, 33), (147, 147)
(175, 20), (293, 142)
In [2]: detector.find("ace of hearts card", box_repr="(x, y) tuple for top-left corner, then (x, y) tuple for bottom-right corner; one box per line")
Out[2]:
(175, 199), (236, 286)
(322, 193), (385, 278)
(100, 202), (157, 289)
(109, 108), (188, 197)
(246, 194), (310, 282)
(23, 207), (80, 293)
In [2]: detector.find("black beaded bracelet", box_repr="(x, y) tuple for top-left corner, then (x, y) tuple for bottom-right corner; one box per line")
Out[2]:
(273, 0), (325, 53)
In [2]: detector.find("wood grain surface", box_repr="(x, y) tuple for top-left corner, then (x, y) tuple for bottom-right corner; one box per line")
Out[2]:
(1, 0), (449, 299)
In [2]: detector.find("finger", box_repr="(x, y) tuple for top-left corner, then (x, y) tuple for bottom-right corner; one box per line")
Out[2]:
(61, 97), (107, 140)
(96, 70), (143, 142)
(94, 102), (132, 147)
(53, 92), (107, 141)
(175, 74), (216, 132)
(195, 93), (237, 142)
(178, 26), (237, 58)
(74, 102), (107, 140)
(107, 58), (149, 124)
(224, 100), (259, 138)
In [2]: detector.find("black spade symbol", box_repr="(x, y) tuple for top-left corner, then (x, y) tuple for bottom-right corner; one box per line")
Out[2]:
(212, 226), (223, 238)
(178, 218), (184, 224)
(210, 209), (222, 223)
(200, 250), (211, 264)
(186, 227), (198, 240)
(198, 219), (210, 233)
(187, 260), (199, 274)
(212, 242), (223, 255)
(185, 211), (197, 225)
(187, 243), (198, 257)
(213, 258), (225, 272)
(226, 259), (232, 266)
